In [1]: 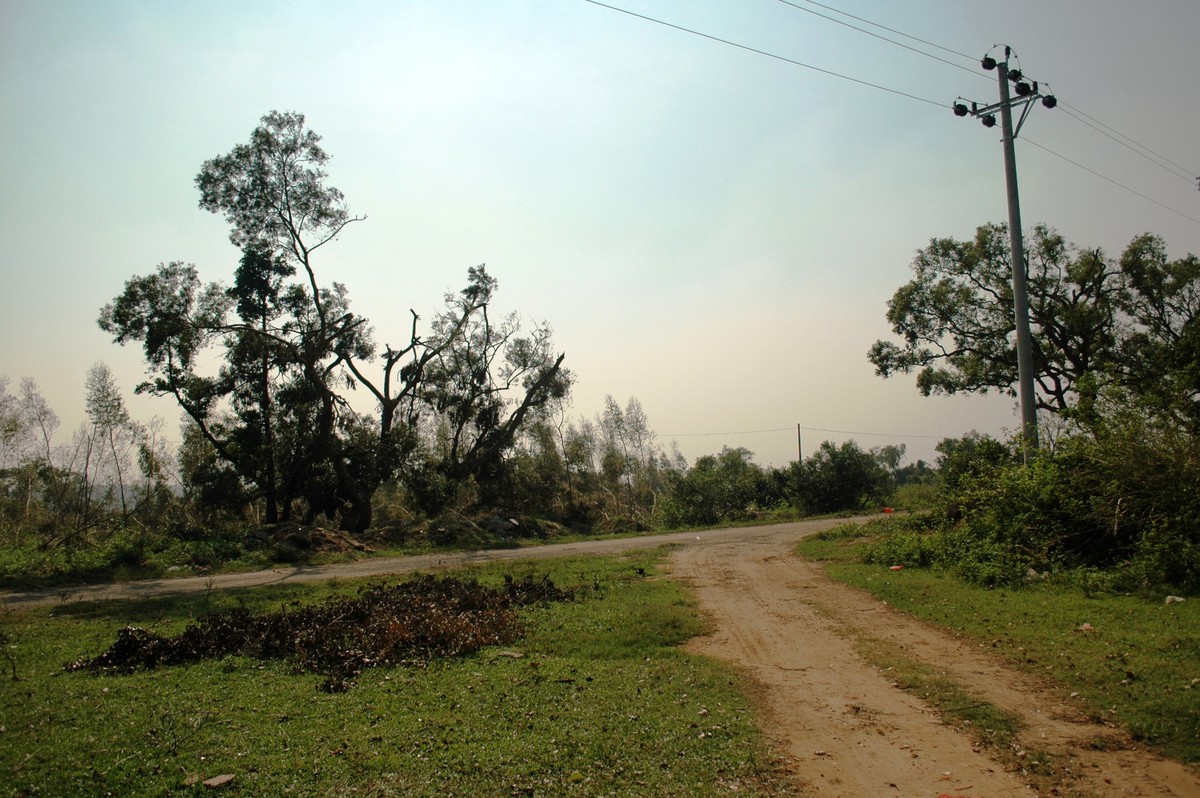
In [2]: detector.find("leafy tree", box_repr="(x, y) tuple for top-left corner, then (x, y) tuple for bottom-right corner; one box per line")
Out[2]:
(1117, 234), (1200, 432)
(414, 266), (570, 501)
(102, 111), (568, 530)
(871, 443), (906, 474)
(221, 247), (295, 523)
(934, 432), (1013, 491)
(504, 417), (570, 516)
(868, 223), (1130, 417)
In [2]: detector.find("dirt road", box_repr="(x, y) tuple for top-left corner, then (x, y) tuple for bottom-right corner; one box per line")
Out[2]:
(672, 522), (1200, 797)
(5, 518), (1198, 795)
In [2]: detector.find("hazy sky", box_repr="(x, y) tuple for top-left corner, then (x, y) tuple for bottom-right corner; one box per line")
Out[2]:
(2, 0), (1197, 467)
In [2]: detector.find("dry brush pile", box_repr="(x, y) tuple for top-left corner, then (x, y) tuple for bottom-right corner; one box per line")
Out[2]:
(67, 574), (574, 691)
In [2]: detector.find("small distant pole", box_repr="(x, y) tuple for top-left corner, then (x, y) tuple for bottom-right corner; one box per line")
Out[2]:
(797, 424), (803, 462)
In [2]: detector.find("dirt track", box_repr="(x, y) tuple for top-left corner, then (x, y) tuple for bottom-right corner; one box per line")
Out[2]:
(672, 522), (1200, 797)
(5, 518), (1198, 795)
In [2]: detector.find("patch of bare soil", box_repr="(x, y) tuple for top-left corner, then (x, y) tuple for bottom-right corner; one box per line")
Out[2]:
(671, 523), (1200, 797)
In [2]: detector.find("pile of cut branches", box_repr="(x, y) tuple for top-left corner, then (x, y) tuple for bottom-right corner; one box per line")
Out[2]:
(67, 574), (573, 691)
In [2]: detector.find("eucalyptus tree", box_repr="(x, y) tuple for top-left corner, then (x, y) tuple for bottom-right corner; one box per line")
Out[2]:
(102, 111), (569, 530)
(407, 265), (571, 511)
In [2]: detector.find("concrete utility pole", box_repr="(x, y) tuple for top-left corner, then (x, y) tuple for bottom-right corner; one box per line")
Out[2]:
(953, 46), (1056, 461)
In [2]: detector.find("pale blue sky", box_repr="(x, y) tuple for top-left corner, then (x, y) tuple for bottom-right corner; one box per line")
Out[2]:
(2, 0), (1197, 466)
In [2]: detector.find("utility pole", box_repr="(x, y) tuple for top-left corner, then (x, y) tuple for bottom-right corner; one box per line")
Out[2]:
(953, 46), (1056, 461)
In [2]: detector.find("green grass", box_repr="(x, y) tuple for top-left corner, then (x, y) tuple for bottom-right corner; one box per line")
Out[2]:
(0, 550), (792, 797)
(854, 636), (1023, 751)
(797, 522), (1200, 764)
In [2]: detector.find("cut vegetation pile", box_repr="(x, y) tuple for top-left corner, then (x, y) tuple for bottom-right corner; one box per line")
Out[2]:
(66, 573), (574, 691)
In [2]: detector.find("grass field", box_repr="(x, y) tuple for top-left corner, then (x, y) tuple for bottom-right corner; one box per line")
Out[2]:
(0, 550), (792, 797)
(796, 521), (1200, 765)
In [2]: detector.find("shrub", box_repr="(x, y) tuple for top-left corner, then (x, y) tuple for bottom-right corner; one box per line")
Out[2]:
(880, 408), (1200, 593)
(659, 447), (776, 528)
(864, 530), (938, 569)
(786, 441), (892, 515)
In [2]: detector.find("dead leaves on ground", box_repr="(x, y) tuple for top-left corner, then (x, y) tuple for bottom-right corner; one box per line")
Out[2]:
(66, 574), (574, 691)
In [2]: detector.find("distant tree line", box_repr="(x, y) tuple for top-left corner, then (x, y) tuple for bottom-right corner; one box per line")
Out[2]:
(1, 370), (924, 583)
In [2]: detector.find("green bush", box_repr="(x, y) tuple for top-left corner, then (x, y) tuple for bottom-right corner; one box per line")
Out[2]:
(872, 413), (1200, 593)
(936, 525), (1032, 587)
(659, 447), (777, 528)
(864, 530), (937, 569)
(786, 440), (892, 515)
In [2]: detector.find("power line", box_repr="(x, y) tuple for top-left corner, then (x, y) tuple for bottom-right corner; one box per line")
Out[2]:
(783, 0), (978, 64)
(781, 1), (1200, 198)
(661, 425), (943, 440)
(583, 0), (946, 107)
(800, 425), (944, 440)
(1023, 138), (1200, 226)
(586, 1), (1200, 224)
(662, 427), (791, 438)
(774, 0), (982, 79)
(1058, 101), (1198, 186)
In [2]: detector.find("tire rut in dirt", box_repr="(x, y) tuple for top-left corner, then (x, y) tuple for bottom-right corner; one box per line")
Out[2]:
(674, 541), (1034, 796)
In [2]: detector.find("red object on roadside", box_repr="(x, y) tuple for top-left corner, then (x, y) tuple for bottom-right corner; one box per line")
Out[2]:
(889, 565), (905, 571)
(882, 507), (895, 514)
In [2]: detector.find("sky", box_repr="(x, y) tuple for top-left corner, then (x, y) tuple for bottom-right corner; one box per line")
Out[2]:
(1, 0), (1197, 469)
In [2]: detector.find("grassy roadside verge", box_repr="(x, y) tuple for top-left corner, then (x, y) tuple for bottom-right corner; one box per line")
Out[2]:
(796, 521), (1200, 765)
(0, 549), (792, 797)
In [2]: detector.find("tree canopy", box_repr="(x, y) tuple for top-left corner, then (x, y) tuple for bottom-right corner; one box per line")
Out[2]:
(868, 223), (1200, 431)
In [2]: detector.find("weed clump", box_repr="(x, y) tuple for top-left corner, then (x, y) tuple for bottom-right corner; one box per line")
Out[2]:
(66, 573), (573, 691)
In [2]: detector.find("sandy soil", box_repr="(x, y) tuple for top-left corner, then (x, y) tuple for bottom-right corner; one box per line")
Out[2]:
(5, 517), (1198, 796)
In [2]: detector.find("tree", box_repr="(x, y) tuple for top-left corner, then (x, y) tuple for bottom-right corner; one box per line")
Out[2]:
(1117, 234), (1200, 432)
(101, 113), (382, 530)
(934, 432), (1012, 491)
(597, 396), (660, 520)
(221, 247), (296, 523)
(407, 266), (571, 512)
(785, 441), (890, 515)
(871, 443), (906, 474)
(868, 223), (1127, 417)
(662, 447), (776, 527)
(102, 110), (568, 531)
(83, 363), (139, 521)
